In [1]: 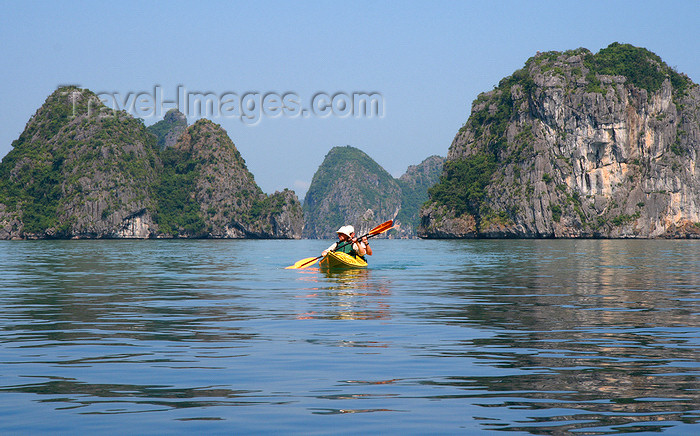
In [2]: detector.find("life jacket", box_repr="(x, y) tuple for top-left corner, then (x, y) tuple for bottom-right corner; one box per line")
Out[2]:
(334, 241), (366, 261)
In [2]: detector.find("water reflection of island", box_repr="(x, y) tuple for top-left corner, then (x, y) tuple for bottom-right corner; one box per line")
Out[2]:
(295, 268), (392, 321)
(428, 240), (700, 434)
(9, 241), (256, 345)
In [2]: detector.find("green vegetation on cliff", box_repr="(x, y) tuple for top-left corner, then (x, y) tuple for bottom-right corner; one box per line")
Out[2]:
(421, 42), (700, 239)
(154, 146), (205, 236)
(153, 119), (302, 238)
(0, 87), (303, 239)
(303, 146), (442, 238)
(427, 154), (495, 219)
(428, 43), (695, 225)
(147, 109), (188, 149)
(303, 146), (402, 238)
(396, 155), (445, 230)
(0, 87), (159, 236)
(583, 42), (690, 95)
(306, 146), (397, 205)
(0, 87), (82, 232)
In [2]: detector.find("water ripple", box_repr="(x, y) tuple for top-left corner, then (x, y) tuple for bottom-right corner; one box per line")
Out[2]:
(1, 239), (698, 434)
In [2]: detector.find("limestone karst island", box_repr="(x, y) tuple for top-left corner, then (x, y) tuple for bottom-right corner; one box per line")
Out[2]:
(1, 43), (699, 239)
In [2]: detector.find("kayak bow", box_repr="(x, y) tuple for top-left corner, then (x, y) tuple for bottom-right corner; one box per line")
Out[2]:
(319, 251), (368, 269)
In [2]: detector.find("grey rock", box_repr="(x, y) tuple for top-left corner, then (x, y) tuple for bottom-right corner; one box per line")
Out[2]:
(421, 45), (700, 238)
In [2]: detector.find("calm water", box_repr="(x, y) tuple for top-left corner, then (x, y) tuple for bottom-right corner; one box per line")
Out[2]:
(0, 239), (698, 434)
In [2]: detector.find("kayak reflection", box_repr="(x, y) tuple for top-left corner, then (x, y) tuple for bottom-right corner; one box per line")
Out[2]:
(322, 266), (370, 281)
(295, 268), (392, 321)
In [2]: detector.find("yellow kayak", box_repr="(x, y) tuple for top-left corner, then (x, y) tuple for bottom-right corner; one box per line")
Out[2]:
(319, 251), (368, 269)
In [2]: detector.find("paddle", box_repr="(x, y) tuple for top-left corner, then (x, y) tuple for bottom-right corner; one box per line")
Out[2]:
(285, 220), (393, 269)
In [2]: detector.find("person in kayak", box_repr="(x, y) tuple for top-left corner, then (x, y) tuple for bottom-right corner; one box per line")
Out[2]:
(350, 229), (372, 258)
(322, 225), (367, 259)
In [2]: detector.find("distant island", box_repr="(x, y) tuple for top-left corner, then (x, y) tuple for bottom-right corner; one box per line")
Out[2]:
(0, 87), (439, 240)
(302, 146), (443, 239)
(2, 43), (699, 239)
(0, 88), (302, 239)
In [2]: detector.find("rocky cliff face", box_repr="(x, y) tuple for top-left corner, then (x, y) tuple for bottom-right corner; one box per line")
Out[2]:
(420, 43), (700, 238)
(396, 155), (445, 236)
(303, 146), (443, 238)
(156, 119), (303, 238)
(147, 109), (187, 149)
(303, 146), (402, 238)
(0, 87), (160, 239)
(0, 86), (303, 239)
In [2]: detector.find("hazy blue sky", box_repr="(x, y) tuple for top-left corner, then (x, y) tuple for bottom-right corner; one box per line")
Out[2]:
(2, 1), (699, 199)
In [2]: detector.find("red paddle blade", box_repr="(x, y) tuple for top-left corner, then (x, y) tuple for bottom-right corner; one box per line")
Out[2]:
(368, 220), (393, 236)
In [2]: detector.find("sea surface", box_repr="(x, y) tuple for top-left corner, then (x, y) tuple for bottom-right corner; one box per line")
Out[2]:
(0, 239), (698, 435)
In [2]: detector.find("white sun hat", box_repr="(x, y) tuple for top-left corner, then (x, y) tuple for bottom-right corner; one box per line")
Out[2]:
(336, 225), (353, 237)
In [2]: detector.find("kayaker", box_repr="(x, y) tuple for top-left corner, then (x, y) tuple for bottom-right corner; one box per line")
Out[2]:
(322, 225), (367, 259)
(350, 230), (372, 257)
